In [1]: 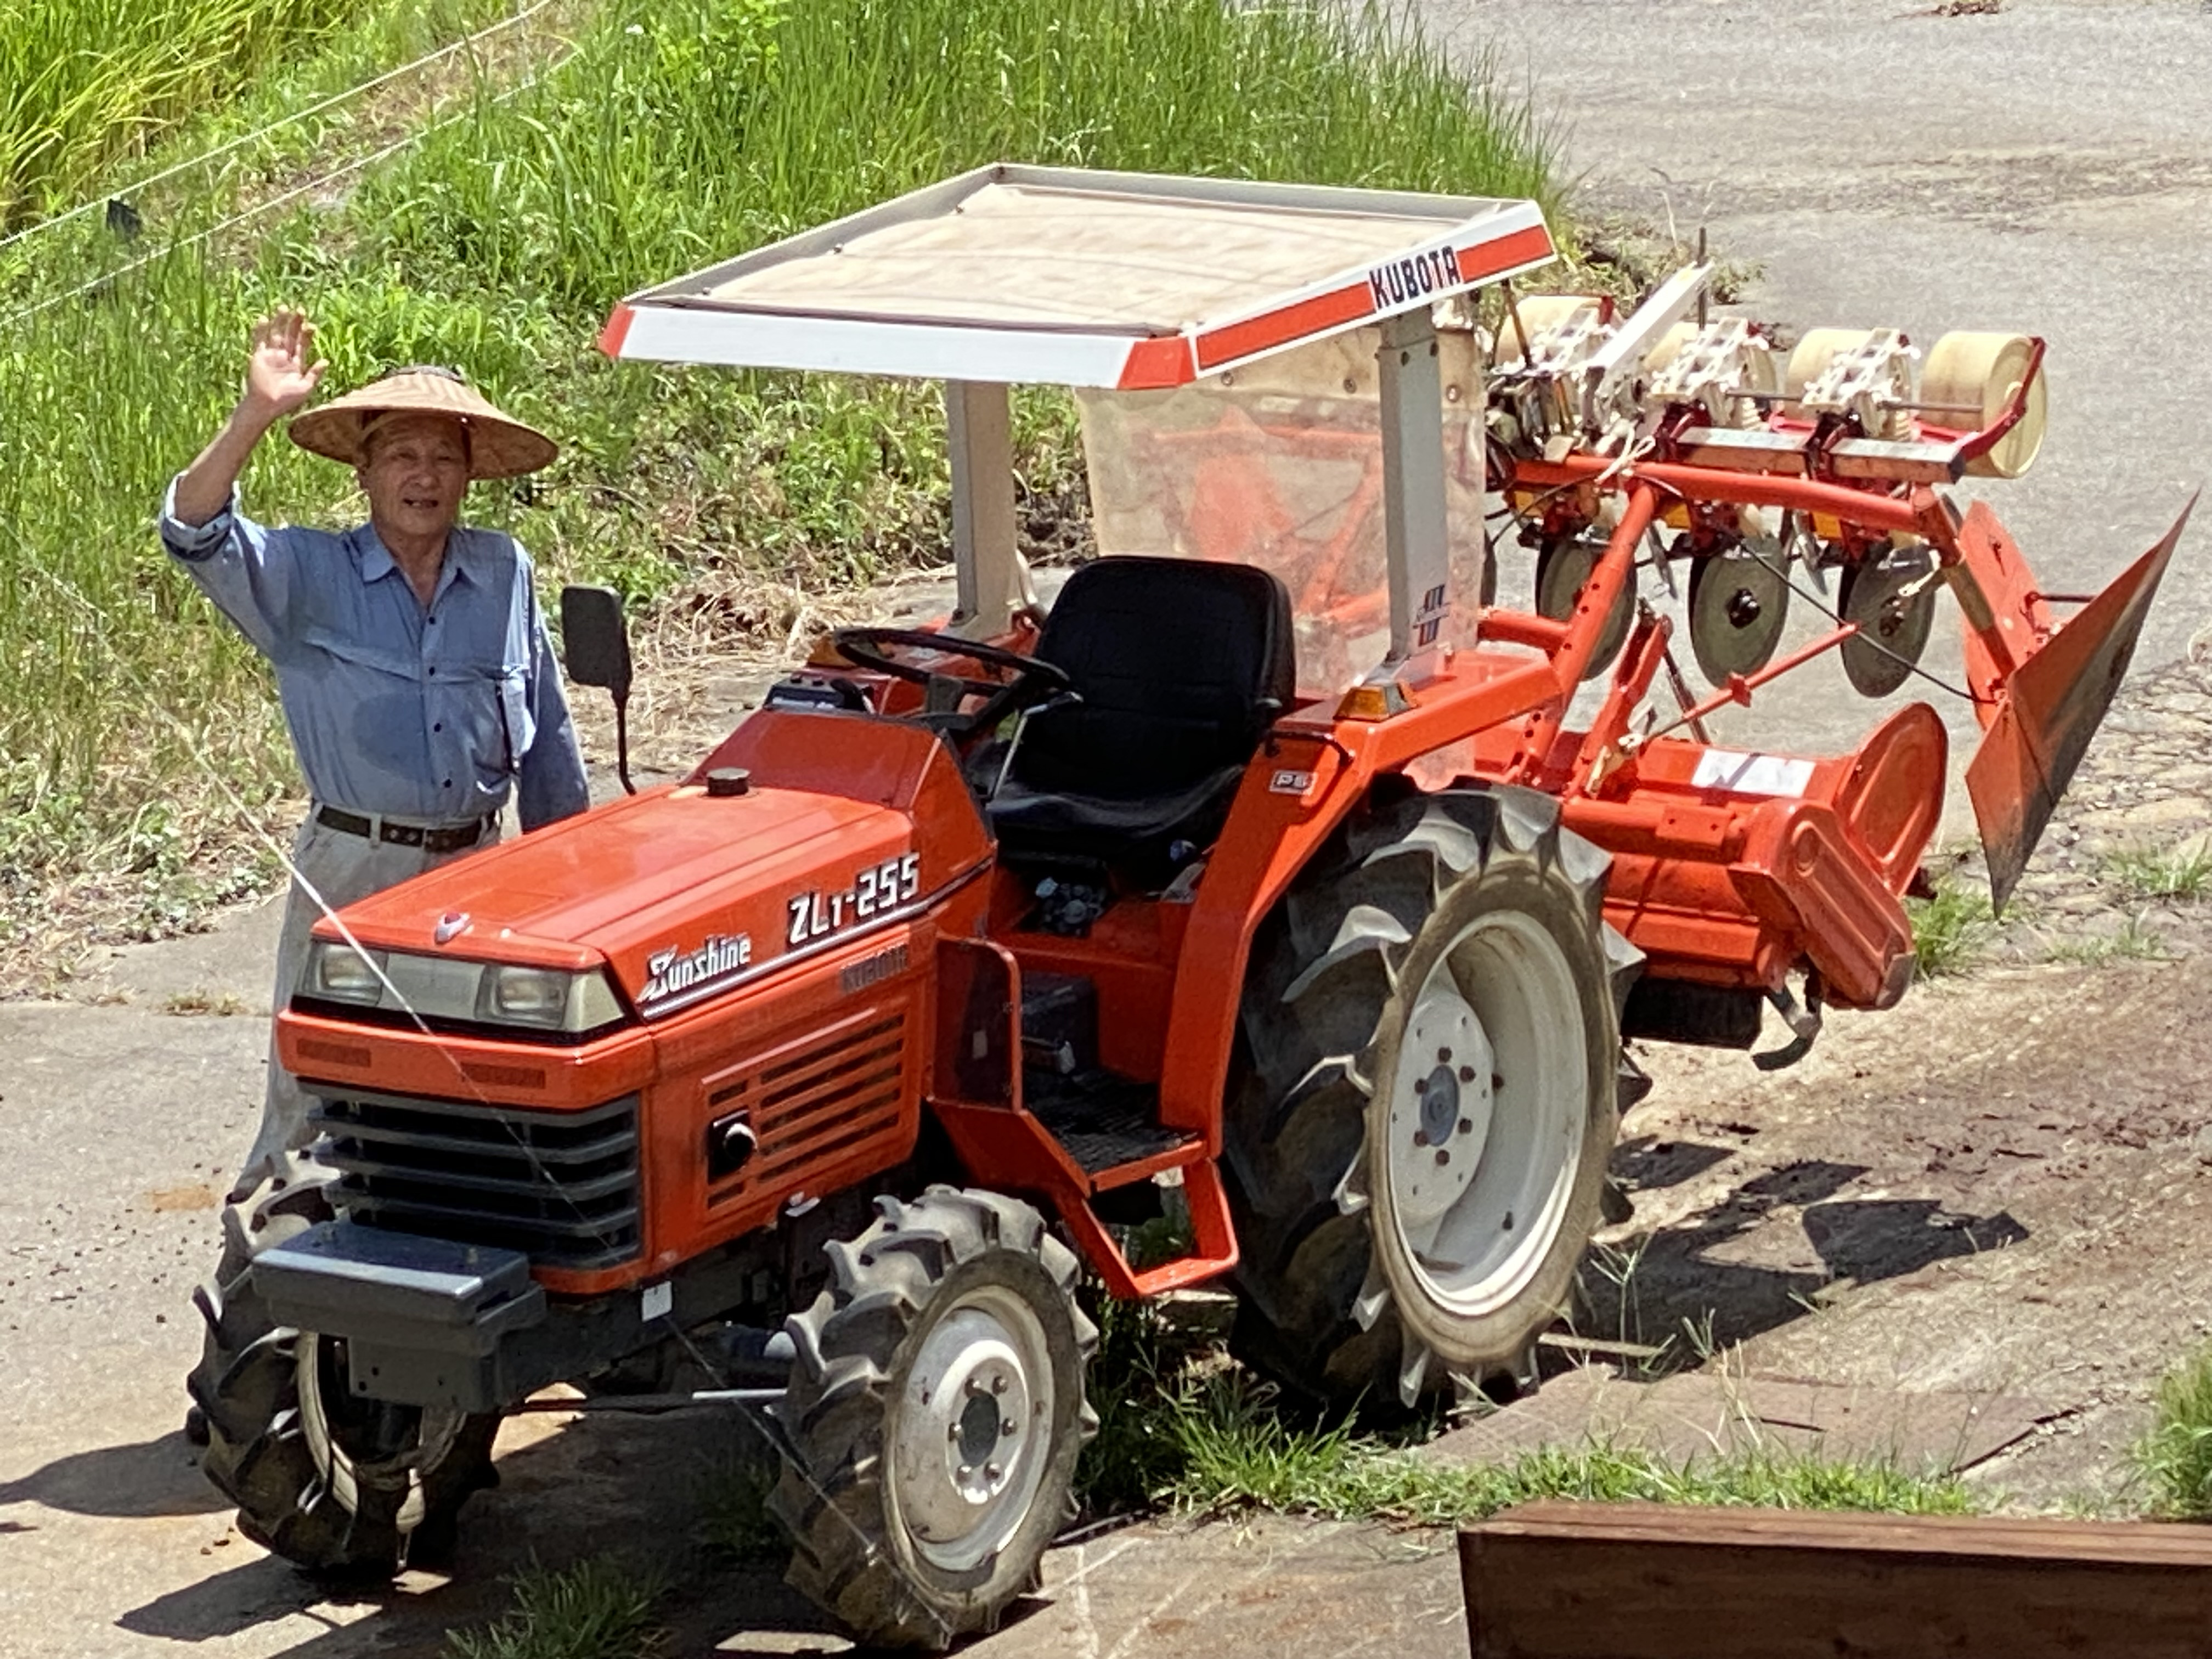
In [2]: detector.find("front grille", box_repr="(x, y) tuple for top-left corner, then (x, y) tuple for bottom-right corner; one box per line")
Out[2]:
(312, 1091), (641, 1270)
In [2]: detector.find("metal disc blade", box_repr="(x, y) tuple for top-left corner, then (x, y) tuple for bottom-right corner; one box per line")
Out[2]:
(1534, 535), (1632, 682)
(1839, 545), (1938, 698)
(1688, 546), (1790, 686)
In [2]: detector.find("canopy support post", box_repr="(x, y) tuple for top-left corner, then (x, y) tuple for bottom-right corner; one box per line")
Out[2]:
(1376, 308), (1452, 682)
(947, 380), (1022, 637)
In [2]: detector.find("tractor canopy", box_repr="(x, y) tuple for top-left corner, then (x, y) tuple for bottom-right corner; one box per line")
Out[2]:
(599, 162), (1559, 695)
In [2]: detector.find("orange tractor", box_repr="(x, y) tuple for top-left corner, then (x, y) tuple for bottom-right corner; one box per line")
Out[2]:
(203, 166), (2187, 1645)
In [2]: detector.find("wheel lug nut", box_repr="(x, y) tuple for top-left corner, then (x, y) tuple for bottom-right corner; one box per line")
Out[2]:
(1458, 1065), (1475, 1083)
(957, 1464), (972, 1480)
(1413, 1128), (1428, 1147)
(1458, 1117), (1472, 1135)
(947, 1424), (960, 1441)
(1435, 1149), (1449, 1167)
(991, 1375), (1007, 1396)
(985, 1463), (1003, 1482)
(1437, 1046), (1452, 1062)
(1002, 1420), (1017, 1437)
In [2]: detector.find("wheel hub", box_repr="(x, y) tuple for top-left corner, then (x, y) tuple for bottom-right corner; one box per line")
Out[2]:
(1389, 989), (1494, 1229)
(893, 1296), (1052, 1573)
(1379, 910), (1589, 1320)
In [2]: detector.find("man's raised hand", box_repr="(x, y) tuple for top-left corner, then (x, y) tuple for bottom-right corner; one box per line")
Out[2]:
(244, 309), (326, 420)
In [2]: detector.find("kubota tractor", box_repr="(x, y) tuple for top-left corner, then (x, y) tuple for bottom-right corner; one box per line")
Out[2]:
(194, 165), (2189, 1646)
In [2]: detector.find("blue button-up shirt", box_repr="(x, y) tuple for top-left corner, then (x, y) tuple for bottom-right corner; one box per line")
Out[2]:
(160, 478), (590, 832)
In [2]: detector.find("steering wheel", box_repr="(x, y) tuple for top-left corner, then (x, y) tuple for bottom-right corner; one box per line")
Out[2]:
(830, 627), (1073, 737)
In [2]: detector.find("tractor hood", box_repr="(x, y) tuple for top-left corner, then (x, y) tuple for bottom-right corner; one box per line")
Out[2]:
(312, 709), (993, 1021)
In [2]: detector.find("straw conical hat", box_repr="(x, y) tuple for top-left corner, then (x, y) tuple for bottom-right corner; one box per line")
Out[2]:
(289, 366), (557, 479)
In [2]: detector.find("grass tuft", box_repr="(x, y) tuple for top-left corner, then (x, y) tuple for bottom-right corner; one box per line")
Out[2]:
(2104, 840), (2212, 904)
(1163, 1367), (1972, 1524)
(1073, 1301), (1971, 1527)
(1906, 878), (1993, 980)
(444, 1557), (664, 1659)
(2043, 914), (2168, 966)
(2136, 1342), (2212, 1517)
(693, 1453), (782, 1561)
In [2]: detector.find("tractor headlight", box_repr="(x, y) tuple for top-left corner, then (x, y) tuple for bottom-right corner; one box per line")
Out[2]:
(298, 942), (625, 1037)
(476, 963), (624, 1033)
(304, 940), (388, 1005)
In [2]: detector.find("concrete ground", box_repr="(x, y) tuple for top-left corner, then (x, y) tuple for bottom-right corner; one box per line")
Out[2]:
(9, 4), (2212, 1655)
(0, 911), (1474, 1658)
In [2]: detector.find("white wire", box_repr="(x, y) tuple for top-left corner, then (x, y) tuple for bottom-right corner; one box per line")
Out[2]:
(30, 553), (961, 1638)
(0, 0), (556, 259)
(0, 47), (569, 334)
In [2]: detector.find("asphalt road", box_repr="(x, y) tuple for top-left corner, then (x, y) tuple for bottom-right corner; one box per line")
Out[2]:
(1426, 0), (2212, 794)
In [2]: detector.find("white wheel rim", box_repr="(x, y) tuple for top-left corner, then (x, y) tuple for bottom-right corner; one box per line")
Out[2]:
(1384, 910), (1587, 1318)
(295, 1336), (464, 1531)
(890, 1285), (1055, 1574)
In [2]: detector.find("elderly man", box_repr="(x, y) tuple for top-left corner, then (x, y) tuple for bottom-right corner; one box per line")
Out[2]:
(165, 309), (589, 1440)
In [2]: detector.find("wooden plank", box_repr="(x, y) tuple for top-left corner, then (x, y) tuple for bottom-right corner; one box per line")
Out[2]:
(1460, 1502), (2212, 1659)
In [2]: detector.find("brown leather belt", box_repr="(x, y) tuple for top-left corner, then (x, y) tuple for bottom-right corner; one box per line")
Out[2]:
(315, 804), (496, 854)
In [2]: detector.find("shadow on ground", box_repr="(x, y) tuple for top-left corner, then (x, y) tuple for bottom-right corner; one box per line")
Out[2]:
(1580, 1153), (2030, 1370)
(0, 1431), (231, 1519)
(35, 1406), (850, 1656)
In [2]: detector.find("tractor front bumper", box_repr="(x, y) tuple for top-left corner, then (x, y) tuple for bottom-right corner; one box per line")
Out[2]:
(253, 1221), (548, 1414)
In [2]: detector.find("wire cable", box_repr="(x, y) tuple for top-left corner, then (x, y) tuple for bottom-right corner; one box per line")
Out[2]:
(27, 555), (960, 1638)
(0, 0), (555, 261)
(1, 51), (567, 334)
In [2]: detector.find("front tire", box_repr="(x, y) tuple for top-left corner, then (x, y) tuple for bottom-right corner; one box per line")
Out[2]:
(188, 1198), (501, 1573)
(1224, 786), (1638, 1411)
(770, 1187), (1097, 1649)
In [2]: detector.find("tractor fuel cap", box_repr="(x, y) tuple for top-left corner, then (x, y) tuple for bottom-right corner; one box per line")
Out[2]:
(704, 767), (752, 798)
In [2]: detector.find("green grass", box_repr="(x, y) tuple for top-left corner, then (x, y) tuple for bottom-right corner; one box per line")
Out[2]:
(1906, 878), (1994, 980)
(1072, 1297), (1971, 1525)
(2105, 840), (2212, 904)
(2043, 914), (2168, 966)
(445, 1558), (663, 1659)
(2136, 1341), (2212, 1517)
(0, 0), (385, 228)
(1166, 1372), (1974, 1523)
(0, 0), (1556, 985)
(693, 1450), (782, 1560)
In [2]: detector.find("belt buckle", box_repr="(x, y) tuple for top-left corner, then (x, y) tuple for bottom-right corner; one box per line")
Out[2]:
(383, 821), (426, 849)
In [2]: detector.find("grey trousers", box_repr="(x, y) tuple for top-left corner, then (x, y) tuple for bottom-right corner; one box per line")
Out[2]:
(217, 810), (500, 1272)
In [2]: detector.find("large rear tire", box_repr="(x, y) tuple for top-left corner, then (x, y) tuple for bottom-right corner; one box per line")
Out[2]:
(770, 1187), (1097, 1649)
(1223, 786), (1638, 1412)
(188, 1193), (501, 1573)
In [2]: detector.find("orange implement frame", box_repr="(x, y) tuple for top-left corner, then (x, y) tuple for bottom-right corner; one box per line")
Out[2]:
(1139, 454), (2186, 1174)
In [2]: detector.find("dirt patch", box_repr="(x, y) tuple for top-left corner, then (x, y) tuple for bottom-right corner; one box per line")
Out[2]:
(142, 1183), (221, 1213)
(1576, 951), (2212, 1508)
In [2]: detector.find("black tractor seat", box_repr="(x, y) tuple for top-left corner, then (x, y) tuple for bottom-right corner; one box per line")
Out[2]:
(986, 555), (1295, 883)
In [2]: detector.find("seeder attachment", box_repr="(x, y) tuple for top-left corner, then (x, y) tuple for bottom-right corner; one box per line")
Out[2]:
(1480, 267), (2193, 1012)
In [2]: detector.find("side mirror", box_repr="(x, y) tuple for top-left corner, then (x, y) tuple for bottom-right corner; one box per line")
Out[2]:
(560, 584), (637, 795)
(561, 584), (633, 701)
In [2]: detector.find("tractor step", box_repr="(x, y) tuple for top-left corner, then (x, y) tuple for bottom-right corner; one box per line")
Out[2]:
(1024, 1066), (1194, 1176)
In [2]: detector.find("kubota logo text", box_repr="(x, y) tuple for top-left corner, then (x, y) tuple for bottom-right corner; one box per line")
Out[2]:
(1367, 245), (1463, 311)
